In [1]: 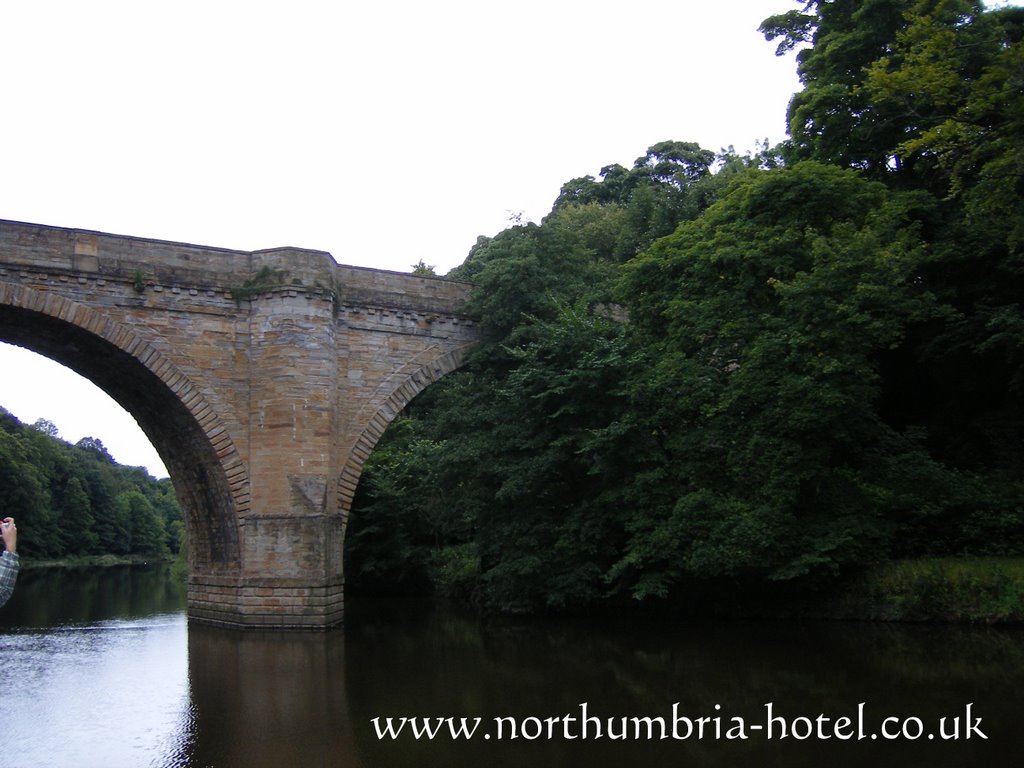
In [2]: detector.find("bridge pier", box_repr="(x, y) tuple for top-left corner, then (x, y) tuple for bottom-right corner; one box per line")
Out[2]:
(241, 513), (346, 624)
(0, 220), (478, 629)
(187, 514), (347, 630)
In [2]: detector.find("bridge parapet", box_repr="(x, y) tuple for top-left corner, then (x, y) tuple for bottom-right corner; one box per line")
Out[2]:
(0, 220), (474, 313)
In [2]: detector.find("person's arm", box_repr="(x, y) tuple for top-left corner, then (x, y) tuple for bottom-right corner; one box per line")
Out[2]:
(0, 518), (19, 608)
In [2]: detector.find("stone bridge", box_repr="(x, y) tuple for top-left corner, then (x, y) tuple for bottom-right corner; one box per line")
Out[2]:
(0, 219), (480, 629)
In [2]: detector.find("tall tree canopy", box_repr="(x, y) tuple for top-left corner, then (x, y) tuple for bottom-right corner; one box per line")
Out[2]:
(344, 2), (1023, 613)
(616, 162), (966, 593)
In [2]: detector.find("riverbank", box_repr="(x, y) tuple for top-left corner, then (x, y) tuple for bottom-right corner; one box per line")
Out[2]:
(583, 557), (1024, 626)
(21, 554), (1024, 625)
(678, 557), (1024, 625)
(821, 557), (1024, 624)
(20, 553), (176, 569)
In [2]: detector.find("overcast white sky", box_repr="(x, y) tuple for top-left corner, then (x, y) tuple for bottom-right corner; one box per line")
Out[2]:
(0, 0), (801, 477)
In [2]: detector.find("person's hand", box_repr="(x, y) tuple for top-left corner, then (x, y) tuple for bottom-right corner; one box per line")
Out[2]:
(1, 517), (16, 554)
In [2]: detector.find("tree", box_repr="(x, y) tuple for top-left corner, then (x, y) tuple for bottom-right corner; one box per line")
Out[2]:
(0, 407), (184, 560)
(345, 416), (475, 596)
(760, 0), (918, 174)
(57, 477), (99, 556)
(761, 0), (1024, 552)
(0, 425), (56, 558)
(71, 440), (127, 553)
(614, 162), (962, 594)
(75, 436), (115, 464)
(32, 419), (60, 439)
(473, 300), (650, 611)
(549, 140), (723, 260)
(348, 87), (1022, 615)
(115, 490), (168, 557)
(869, 2), (1024, 473)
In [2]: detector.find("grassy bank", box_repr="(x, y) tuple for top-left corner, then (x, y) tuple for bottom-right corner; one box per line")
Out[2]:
(824, 558), (1024, 624)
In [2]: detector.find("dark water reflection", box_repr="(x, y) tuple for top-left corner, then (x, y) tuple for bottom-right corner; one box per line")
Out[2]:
(183, 624), (355, 767)
(1, 566), (1023, 767)
(1, 562), (187, 627)
(344, 600), (1023, 768)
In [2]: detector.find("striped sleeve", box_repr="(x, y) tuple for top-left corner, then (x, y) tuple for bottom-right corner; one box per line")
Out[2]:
(0, 551), (19, 607)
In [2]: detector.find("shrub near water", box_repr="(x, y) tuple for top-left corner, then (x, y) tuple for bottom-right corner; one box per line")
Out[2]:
(831, 559), (1024, 624)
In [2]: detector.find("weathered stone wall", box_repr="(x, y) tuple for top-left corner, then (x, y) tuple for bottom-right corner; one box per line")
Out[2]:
(0, 219), (479, 628)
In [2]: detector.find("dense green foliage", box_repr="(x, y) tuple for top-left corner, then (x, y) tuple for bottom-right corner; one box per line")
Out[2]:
(0, 407), (181, 560)
(345, 0), (1023, 615)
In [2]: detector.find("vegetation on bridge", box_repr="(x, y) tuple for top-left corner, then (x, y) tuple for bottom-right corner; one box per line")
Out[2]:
(344, 0), (1024, 616)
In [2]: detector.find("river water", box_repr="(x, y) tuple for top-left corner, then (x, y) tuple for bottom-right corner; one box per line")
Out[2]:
(1, 564), (1022, 767)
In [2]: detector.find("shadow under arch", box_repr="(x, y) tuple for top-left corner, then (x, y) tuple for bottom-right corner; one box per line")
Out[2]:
(336, 342), (477, 524)
(0, 282), (246, 575)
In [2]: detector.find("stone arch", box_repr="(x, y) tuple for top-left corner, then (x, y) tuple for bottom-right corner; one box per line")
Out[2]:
(0, 281), (247, 572)
(336, 342), (477, 523)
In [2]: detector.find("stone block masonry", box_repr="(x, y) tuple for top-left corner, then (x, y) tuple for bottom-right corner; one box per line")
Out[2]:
(0, 219), (480, 629)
